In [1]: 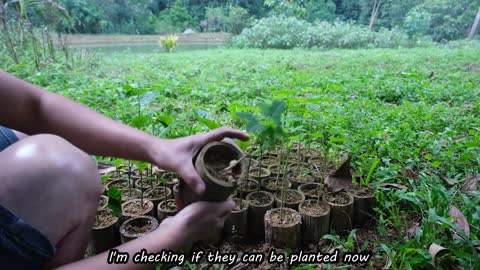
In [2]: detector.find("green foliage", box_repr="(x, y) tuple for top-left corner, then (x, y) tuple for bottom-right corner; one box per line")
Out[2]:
(159, 34), (178, 52)
(204, 6), (251, 34)
(157, 0), (195, 33)
(403, 9), (432, 37)
(237, 100), (287, 149)
(232, 16), (416, 49)
(4, 47), (480, 268)
(232, 16), (310, 49)
(107, 186), (122, 218)
(413, 0), (480, 41)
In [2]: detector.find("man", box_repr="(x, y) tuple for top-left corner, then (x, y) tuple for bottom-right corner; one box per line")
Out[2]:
(0, 70), (249, 269)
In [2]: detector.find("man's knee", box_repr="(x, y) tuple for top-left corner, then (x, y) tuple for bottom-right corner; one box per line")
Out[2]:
(9, 134), (102, 199)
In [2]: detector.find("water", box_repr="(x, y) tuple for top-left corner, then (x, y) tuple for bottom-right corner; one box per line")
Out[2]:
(72, 42), (224, 54)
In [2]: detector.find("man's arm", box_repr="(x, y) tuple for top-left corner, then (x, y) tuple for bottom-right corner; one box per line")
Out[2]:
(0, 71), (248, 193)
(0, 70), (160, 162)
(55, 200), (235, 270)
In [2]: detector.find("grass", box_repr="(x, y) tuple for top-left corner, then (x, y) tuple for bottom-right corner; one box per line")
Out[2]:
(4, 47), (480, 269)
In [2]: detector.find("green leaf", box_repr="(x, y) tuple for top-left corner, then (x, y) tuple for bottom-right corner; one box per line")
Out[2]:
(107, 186), (122, 218)
(113, 158), (124, 167)
(157, 178), (168, 184)
(236, 112), (266, 133)
(101, 174), (111, 184)
(195, 116), (221, 130)
(135, 161), (149, 171)
(259, 100), (286, 125)
(131, 115), (148, 129)
(430, 161), (441, 167)
(140, 91), (159, 107)
(156, 114), (175, 127)
(458, 152), (474, 163)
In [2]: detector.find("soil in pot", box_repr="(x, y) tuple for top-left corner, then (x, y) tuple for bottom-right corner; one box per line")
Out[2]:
(267, 164), (283, 178)
(120, 188), (142, 202)
(223, 198), (249, 242)
(245, 191), (274, 240)
(165, 177), (180, 191)
(248, 167), (271, 181)
(119, 215), (159, 243)
(238, 179), (259, 198)
(145, 187), (172, 219)
(299, 200), (330, 244)
(121, 199), (154, 221)
(274, 189), (305, 210)
(308, 157), (336, 177)
(323, 192), (354, 234)
(261, 177), (291, 193)
(257, 154), (279, 166)
(157, 199), (177, 223)
(302, 148), (321, 162)
(134, 178), (160, 191)
(194, 141), (247, 201)
(97, 195), (108, 211)
(298, 183), (324, 200)
(264, 208), (301, 249)
(92, 209), (120, 253)
(106, 179), (131, 191)
(349, 185), (375, 227)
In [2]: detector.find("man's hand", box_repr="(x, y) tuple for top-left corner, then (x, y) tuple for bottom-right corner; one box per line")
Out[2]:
(160, 199), (236, 245)
(148, 127), (248, 198)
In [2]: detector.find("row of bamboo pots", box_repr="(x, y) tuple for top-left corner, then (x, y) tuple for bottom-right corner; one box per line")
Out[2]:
(91, 142), (374, 253)
(92, 175), (374, 253)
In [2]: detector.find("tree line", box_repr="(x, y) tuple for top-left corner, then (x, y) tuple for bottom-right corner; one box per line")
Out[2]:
(1, 0), (479, 41)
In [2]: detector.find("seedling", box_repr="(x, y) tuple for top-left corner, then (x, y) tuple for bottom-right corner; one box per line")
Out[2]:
(237, 100), (287, 192)
(135, 160), (150, 208)
(107, 186), (123, 218)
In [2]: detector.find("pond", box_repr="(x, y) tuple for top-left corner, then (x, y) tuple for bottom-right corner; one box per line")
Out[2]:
(71, 42), (224, 54)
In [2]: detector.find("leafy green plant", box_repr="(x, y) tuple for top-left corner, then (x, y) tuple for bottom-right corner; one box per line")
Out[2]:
(107, 186), (123, 218)
(159, 35), (178, 53)
(135, 161), (149, 207)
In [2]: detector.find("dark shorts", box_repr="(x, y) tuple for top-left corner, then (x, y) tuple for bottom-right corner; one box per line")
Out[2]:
(0, 125), (19, 151)
(0, 126), (56, 269)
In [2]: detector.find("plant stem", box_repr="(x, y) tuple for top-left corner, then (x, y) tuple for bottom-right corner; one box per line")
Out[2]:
(275, 147), (283, 187)
(258, 144), (263, 193)
(280, 146), (291, 221)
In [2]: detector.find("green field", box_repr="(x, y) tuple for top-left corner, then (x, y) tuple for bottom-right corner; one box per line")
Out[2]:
(8, 48), (480, 268)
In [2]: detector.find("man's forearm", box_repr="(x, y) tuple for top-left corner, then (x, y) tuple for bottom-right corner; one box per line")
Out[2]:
(56, 222), (188, 270)
(36, 90), (160, 162)
(0, 71), (160, 162)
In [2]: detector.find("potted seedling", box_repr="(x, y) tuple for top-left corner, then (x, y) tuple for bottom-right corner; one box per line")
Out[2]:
(298, 173), (330, 244)
(324, 157), (355, 234)
(264, 145), (302, 248)
(92, 185), (122, 253)
(119, 215), (159, 243)
(237, 100), (287, 240)
(156, 177), (176, 222)
(349, 158), (379, 227)
(145, 178), (172, 220)
(223, 197), (249, 242)
(121, 161), (154, 220)
(298, 182), (324, 200)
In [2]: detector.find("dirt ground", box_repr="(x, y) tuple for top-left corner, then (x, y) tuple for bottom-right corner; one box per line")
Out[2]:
(54, 32), (231, 46)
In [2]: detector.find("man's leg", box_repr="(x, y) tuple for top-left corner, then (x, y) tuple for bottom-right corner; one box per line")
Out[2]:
(12, 129), (28, 140)
(0, 134), (103, 268)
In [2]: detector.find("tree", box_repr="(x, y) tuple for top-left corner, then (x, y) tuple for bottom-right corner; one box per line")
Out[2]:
(368, 0), (381, 29)
(468, 7), (480, 39)
(414, 0), (480, 41)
